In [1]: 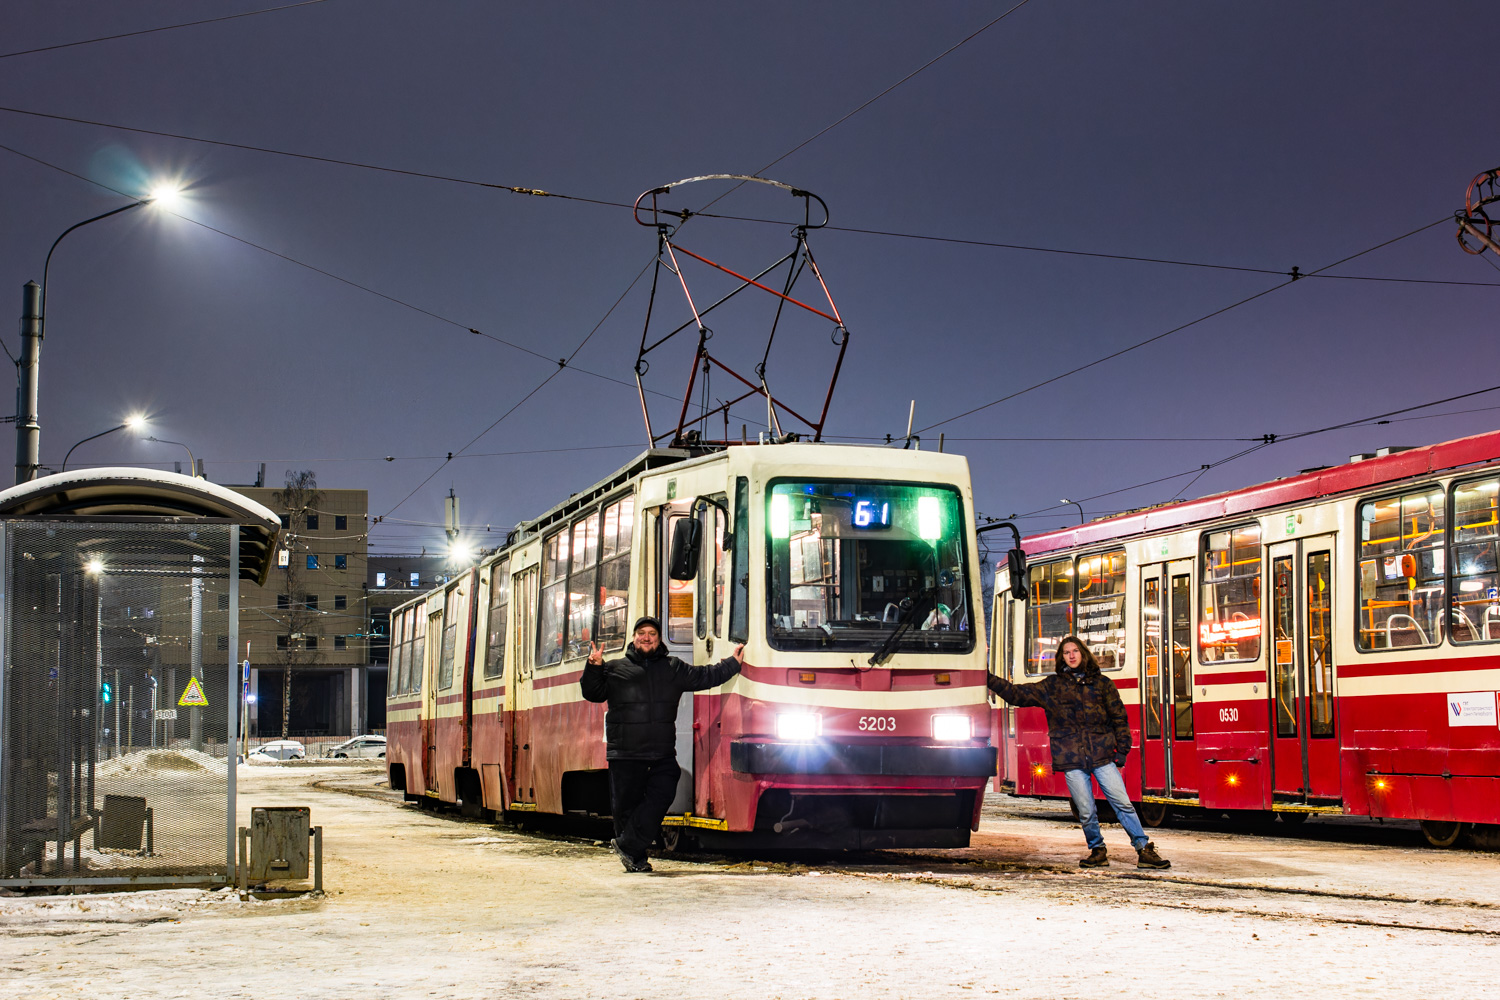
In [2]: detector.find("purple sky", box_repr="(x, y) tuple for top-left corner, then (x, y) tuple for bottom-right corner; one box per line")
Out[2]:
(1, 2), (1496, 554)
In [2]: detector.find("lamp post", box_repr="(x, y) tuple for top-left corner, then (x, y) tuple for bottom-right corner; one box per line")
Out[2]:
(17, 186), (183, 484)
(1060, 498), (1086, 524)
(146, 436), (198, 478)
(61, 415), (147, 472)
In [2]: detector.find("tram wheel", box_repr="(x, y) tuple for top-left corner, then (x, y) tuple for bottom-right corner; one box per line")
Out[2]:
(1420, 820), (1471, 849)
(1277, 811), (1308, 827)
(1137, 801), (1170, 828)
(659, 826), (689, 854)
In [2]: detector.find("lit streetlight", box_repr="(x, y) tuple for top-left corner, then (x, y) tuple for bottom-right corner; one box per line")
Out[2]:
(61, 414), (147, 472)
(1060, 498), (1086, 524)
(16, 184), (185, 484)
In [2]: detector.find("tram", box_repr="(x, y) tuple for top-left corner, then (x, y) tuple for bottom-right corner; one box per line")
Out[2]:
(991, 428), (1500, 847)
(387, 442), (996, 848)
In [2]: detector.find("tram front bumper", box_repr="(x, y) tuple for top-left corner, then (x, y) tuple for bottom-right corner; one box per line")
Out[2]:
(729, 740), (997, 777)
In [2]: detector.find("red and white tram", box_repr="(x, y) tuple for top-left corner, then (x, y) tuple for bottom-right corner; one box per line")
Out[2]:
(387, 443), (996, 848)
(991, 429), (1500, 847)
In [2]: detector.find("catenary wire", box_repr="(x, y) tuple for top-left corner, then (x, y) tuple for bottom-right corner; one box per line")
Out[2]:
(918, 217), (1451, 435)
(0, 1), (336, 60)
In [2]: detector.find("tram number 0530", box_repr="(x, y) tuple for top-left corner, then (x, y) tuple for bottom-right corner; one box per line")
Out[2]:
(858, 716), (896, 732)
(1218, 707), (1240, 723)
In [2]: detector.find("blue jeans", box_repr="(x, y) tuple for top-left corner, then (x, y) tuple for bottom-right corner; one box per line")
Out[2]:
(1064, 762), (1150, 851)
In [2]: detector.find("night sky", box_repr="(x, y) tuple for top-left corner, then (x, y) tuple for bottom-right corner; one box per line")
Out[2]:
(2, 2), (1496, 556)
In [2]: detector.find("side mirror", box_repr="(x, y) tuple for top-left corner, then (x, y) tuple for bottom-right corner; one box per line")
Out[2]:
(668, 517), (702, 581)
(1007, 547), (1029, 601)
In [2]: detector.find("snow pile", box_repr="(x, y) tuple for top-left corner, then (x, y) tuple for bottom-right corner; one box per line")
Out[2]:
(97, 748), (229, 778)
(0, 888), (236, 928)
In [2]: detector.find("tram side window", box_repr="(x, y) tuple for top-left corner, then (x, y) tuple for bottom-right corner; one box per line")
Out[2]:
(391, 610), (407, 694)
(1075, 549), (1127, 671)
(597, 496), (634, 650)
(1026, 560), (1073, 674)
(409, 609), (426, 693)
(513, 566), (537, 682)
(537, 531), (568, 665)
(1199, 523), (1262, 662)
(566, 515), (600, 659)
(484, 559), (510, 679)
(438, 588), (468, 691)
(1357, 489), (1445, 649)
(697, 500), (728, 639)
(1450, 477), (1500, 643)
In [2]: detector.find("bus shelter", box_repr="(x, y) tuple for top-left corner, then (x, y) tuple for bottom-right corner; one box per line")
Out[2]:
(0, 469), (279, 888)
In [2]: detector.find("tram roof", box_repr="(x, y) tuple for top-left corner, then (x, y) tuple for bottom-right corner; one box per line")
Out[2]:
(0, 467), (282, 584)
(1021, 427), (1500, 557)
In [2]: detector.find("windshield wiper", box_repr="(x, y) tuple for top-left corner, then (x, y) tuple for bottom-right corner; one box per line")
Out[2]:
(866, 587), (937, 667)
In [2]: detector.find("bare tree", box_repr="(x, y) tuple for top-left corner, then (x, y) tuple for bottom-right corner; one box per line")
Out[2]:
(272, 470), (325, 739)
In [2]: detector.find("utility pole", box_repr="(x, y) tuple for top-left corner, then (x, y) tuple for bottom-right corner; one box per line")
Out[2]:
(189, 553), (204, 752)
(15, 282), (41, 484)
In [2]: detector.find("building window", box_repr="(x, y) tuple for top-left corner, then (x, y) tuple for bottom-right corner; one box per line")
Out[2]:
(334, 635), (346, 650)
(335, 594), (347, 611)
(305, 594), (319, 611)
(335, 554), (347, 570)
(279, 514), (290, 529)
(306, 636), (319, 650)
(306, 514), (319, 530)
(277, 594), (289, 610)
(376, 573), (387, 588)
(218, 594), (230, 611)
(277, 635), (289, 650)
(1358, 487), (1445, 649)
(217, 635), (228, 651)
(307, 555), (320, 570)
(410, 572), (419, 587)
(1200, 524), (1263, 662)
(335, 515), (347, 531)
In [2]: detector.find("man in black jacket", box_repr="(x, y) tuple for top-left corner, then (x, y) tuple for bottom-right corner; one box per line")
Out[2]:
(581, 616), (743, 872)
(988, 635), (1170, 870)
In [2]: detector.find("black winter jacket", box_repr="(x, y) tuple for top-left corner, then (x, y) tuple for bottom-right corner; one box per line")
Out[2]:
(579, 643), (741, 760)
(987, 663), (1131, 772)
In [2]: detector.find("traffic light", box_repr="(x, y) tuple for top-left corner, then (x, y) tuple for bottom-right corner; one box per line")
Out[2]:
(101, 680), (113, 704)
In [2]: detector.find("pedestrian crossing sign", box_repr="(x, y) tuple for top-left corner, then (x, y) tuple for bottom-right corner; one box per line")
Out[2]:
(178, 677), (209, 707)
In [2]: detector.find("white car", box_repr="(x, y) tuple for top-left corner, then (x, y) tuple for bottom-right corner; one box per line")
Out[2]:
(248, 739), (306, 762)
(324, 735), (387, 759)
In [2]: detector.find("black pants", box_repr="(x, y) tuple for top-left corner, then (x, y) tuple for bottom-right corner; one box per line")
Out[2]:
(609, 757), (681, 859)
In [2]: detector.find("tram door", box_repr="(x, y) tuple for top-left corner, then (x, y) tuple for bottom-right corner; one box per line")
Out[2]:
(1139, 560), (1197, 796)
(423, 605), (443, 793)
(1267, 537), (1341, 802)
(655, 504), (698, 813)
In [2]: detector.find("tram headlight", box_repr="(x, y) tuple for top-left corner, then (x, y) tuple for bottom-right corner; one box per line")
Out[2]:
(776, 713), (821, 741)
(932, 715), (971, 741)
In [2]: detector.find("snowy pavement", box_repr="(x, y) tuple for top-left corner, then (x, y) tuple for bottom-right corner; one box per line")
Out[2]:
(2, 765), (1495, 999)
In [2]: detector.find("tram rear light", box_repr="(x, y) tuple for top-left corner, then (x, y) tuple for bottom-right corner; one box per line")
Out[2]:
(1226, 773), (1239, 786)
(1032, 764), (1046, 776)
(1374, 777), (1389, 791)
(932, 715), (971, 741)
(934, 673), (951, 685)
(776, 713), (820, 741)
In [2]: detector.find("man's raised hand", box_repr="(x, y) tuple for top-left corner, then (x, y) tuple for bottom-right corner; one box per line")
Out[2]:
(587, 641), (604, 666)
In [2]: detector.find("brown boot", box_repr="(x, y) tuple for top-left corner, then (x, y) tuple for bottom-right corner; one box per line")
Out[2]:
(1136, 841), (1171, 869)
(1078, 846), (1109, 868)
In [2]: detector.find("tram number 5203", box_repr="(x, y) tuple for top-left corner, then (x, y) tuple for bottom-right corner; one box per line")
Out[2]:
(859, 716), (896, 732)
(1218, 707), (1239, 723)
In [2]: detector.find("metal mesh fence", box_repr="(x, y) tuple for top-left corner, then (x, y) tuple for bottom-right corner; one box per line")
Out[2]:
(0, 521), (233, 885)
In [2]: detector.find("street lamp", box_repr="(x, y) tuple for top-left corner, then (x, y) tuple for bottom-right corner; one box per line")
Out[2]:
(147, 436), (198, 478)
(61, 415), (147, 472)
(16, 184), (185, 484)
(1060, 498), (1086, 524)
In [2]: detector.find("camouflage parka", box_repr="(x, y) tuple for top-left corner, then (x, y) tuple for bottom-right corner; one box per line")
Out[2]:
(987, 661), (1131, 772)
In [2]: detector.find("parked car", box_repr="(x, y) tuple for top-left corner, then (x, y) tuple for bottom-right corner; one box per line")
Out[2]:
(248, 739), (306, 762)
(324, 735), (387, 759)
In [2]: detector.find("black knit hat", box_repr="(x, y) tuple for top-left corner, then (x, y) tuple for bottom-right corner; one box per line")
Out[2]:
(632, 616), (663, 635)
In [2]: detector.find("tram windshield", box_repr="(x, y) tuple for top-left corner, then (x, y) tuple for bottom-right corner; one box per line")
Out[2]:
(766, 480), (973, 654)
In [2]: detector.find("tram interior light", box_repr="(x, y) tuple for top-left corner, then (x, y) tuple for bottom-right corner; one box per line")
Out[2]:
(917, 495), (941, 541)
(932, 715), (971, 741)
(770, 494), (790, 539)
(776, 712), (820, 741)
